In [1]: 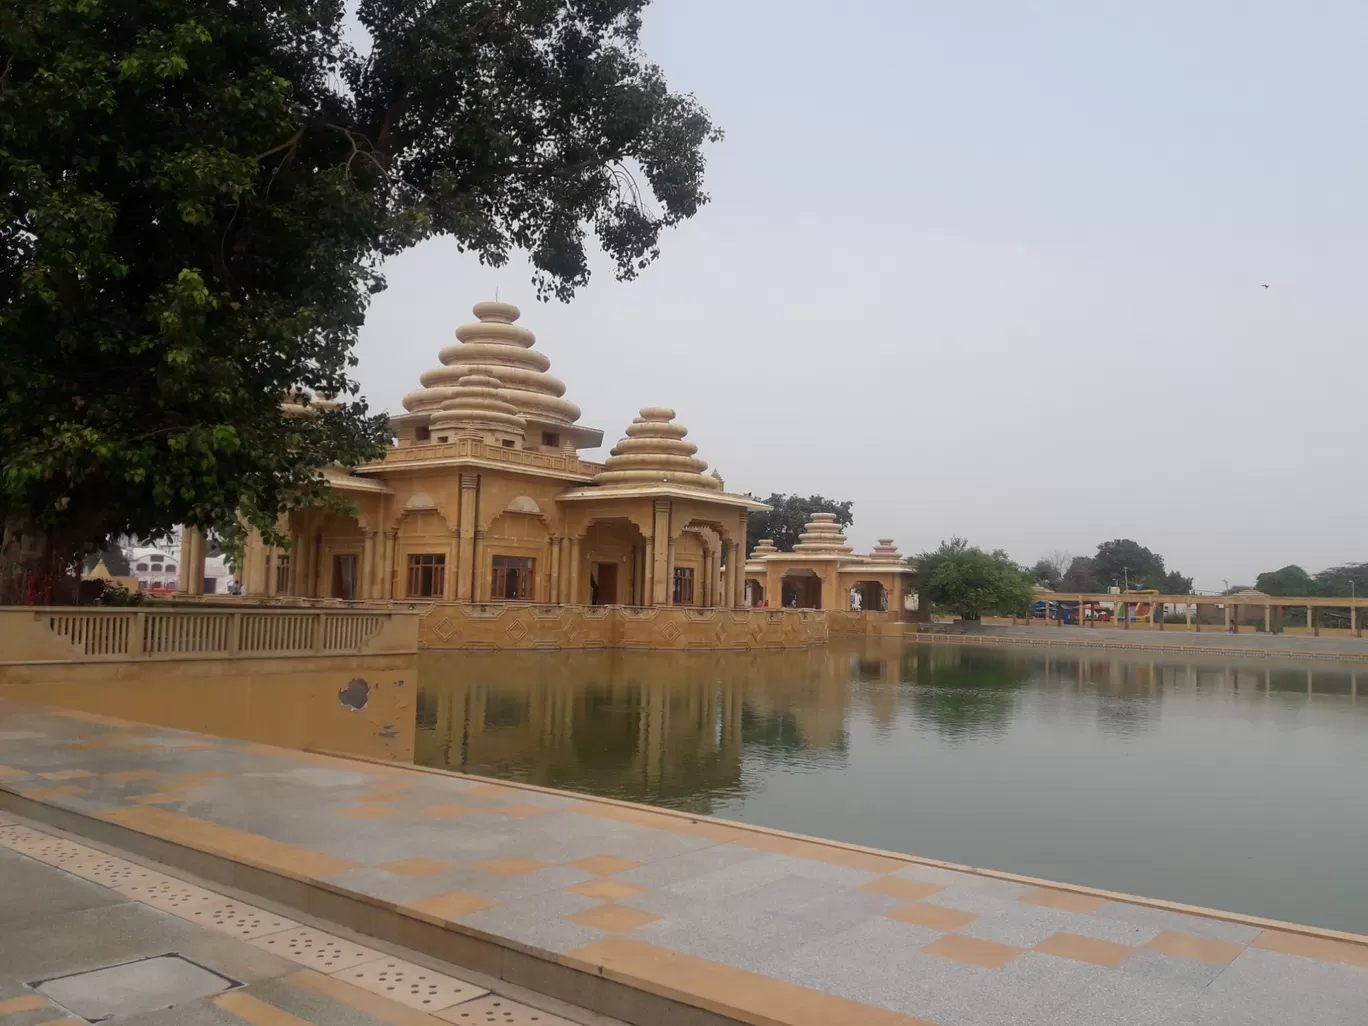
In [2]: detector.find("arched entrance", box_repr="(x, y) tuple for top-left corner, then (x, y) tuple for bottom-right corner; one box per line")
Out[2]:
(582, 518), (648, 606)
(851, 580), (888, 612)
(782, 568), (823, 609)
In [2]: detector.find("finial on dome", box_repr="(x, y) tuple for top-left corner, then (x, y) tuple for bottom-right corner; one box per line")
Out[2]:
(791, 513), (854, 555)
(594, 408), (721, 491)
(429, 371), (526, 447)
(750, 538), (779, 560)
(869, 538), (903, 563)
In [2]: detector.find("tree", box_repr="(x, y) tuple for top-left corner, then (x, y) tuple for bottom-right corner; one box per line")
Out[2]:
(1030, 559), (1062, 590)
(914, 538), (1036, 620)
(1061, 555), (1099, 592)
(746, 495), (854, 554)
(1, 0), (719, 589)
(1061, 540), (1192, 593)
(83, 542), (130, 576)
(1315, 563), (1368, 599)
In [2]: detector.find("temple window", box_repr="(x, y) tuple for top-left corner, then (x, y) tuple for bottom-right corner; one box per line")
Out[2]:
(541, 431), (560, 448)
(136, 563), (148, 571)
(673, 567), (695, 605)
(501, 439), (514, 447)
(406, 553), (446, 597)
(492, 555), (535, 600)
(415, 425), (430, 442)
(274, 555), (290, 594)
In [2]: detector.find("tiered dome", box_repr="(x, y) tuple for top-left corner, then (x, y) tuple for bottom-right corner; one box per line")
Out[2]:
(403, 302), (582, 428)
(429, 373), (526, 446)
(791, 513), (854, 555)
(594, 408), (721, 490)
(749, 539), (779, 560)
(868, 538), (903, 563)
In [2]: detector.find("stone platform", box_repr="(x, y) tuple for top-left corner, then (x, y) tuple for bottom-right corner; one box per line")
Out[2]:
(2, 696), (1367, 1026)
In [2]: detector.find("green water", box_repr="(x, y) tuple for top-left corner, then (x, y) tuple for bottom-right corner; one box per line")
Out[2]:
(414, 640), (1368, 934)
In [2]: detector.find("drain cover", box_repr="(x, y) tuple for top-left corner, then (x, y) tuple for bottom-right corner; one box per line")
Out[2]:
(36, 955), (236, 1021)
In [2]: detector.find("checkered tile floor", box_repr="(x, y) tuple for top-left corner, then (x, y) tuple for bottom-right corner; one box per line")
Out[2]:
(3, 696), (1368, 1026)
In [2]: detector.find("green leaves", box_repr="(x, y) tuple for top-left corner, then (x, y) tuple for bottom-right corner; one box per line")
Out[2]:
(1, 0), (716, 575)
(915, 539), (1036, 621)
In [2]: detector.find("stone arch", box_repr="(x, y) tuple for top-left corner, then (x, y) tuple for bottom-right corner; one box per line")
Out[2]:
(506, 494), (542, 515)
(850, 579), (888, 612)
(582, 517), (648, 606)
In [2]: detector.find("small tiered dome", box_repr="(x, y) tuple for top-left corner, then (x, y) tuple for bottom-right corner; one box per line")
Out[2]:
(868, 538), (903, 563)
(403, 302), (582, 429)
(429, 373), (526, 447)
(749, 539), (779, 560)
(791, 513), (854, 555)
(595, 408), (721, 490)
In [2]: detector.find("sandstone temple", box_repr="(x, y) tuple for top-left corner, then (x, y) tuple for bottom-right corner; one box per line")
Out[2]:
(225, 302), (912, 620)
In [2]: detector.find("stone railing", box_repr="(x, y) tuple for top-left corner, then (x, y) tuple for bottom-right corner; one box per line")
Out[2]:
(372, 438), (604, 478)
(0, 606), (418, 665)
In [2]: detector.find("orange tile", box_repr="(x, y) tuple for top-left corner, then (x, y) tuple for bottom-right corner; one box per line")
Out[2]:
(566, 878), (649, 902)
(465, 783), (523, 800)
(0, 995), (48, 1014)
(1019, 887), (1108, 914)
(0, 765), (29, 780)
(106, 770), (160, 782)
(415, 805), (476, 819)
(1146, 931), (1245, 966)
(213, 991), (312, 1025)
(99, 806), (359, 880)
(887, 902), (978, 931)
(128, 793), (183, 805)
(921, 933), (1023, 968)
(472, 856), (551, 877)
(403, 891), (497, 924)
(861, 877), (943, 902)
(38, 769), (95, 781)
(562, 938), (937, 1025)
(287, 970), (448, 1026)
(20, 786), (86, 799)
(1035, 932), (1135, 968)
(565, 904), (661, 933)
(570, 802), (749, 843)
(336, 805), (397, 819)
(378, 857), (457, 877)
(1252, 929), (1368, 969)
(567, 855), (644, 876)
(496, 804), (550, 818)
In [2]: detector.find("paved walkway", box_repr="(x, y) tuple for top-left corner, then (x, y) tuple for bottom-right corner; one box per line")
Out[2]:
(0, 817), (602, 1025)
(2, 696), (1368, 1026)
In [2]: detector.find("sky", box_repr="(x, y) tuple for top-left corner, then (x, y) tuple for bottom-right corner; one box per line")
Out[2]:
(352, 0), (1368, 594)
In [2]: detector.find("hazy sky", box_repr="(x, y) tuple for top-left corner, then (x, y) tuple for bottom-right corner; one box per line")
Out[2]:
(354, 1), (1367, 593)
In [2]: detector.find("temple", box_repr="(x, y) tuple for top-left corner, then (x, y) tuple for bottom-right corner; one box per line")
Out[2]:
(231, 302), (912, 614)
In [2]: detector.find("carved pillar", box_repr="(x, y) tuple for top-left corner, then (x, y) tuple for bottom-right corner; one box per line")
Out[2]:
(642, 537), (654, 607)
(360, 531), (376, 600)
(548, 535), (561, 604)
(568, 536), (581, 605)
(473, 530), (488, 601)
(558, 536), (571, 602)
(712, 547), (723, 607)
(542, 534), (556, 603)
(264, 545), (279, 597)
(734, 514), (749, 608)
(381, 530), (396, 599)
(651, 500), (670, 605)
(178, 527), (205, 595)
(720, 542), (731, 608)
(457, 474), (478, 601)
(665, 538), (677, 606)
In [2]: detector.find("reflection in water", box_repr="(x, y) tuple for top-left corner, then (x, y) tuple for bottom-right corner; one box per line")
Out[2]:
(416, 641), (1368, 934)
(0, 656), (419, 761)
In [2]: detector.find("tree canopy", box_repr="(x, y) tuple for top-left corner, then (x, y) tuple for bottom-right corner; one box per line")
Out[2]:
(1255, 562), (1368, 598)
(913, 538), (1036, 620)
(1, 0), (719, 581)
(1058, 539), (1192, 593)
(746, 494), (853, 554)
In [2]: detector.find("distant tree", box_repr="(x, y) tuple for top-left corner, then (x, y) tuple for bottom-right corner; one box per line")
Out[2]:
(914, 538), (1036, 620)
(746, 494), (853, 554)
(83, 542), (130, 576)
(1315, 563), (1368, 599)
(1159, 570), (1194, 594)
(1030, 559), (1063, 590)
(1061, 556), (1100, 592)
(1254, 565), (1317, 596)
